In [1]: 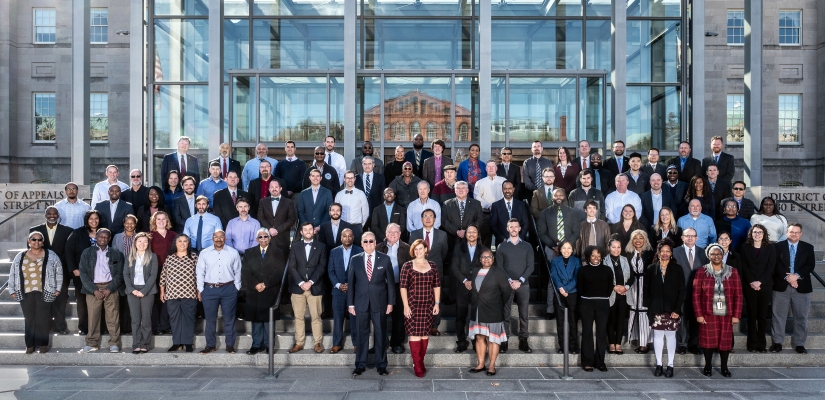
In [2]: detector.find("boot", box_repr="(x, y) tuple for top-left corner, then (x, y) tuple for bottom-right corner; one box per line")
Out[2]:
(409, 341), (424, 377)
(420, 338), (429, 375)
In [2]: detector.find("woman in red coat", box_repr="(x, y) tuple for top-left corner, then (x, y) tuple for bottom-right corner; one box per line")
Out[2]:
(693, 243), (743, 378)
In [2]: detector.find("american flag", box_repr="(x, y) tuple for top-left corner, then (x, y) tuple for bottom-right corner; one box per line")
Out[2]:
(154, 48), (163, 110)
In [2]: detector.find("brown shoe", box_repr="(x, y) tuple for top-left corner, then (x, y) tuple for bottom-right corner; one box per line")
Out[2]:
(25, 347), (35, 354)
(330, 346), (343, 353)
(430, 328), (441, 336)
(288, 344), (304, 353)
(314, 343), (324, 353)
(39, 346), (49, 354)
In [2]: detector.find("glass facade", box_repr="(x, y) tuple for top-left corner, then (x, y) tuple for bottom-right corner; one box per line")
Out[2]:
(147, 0), (694, 185)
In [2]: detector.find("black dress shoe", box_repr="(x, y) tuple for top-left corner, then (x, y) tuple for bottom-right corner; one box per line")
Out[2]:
(185, 345), (194, 352)
(392, 346), (405, 354)
(467, 367), (485, 373)
(246, 347), (261, 355)
(721, 369), (732, 378)
(597, 365), (608, 372)
(769, 343), (782, 353)
(583, 366), (594, 372)
(368, 347), (376, 354)
(377, 368), (389, 376)
(545, 312), (555, 320)
(676, 346), (687, 355)
(557, 348), (564, 354)
(153, 330), (162, 335)
(518, 338), (532, 353)
(57, 329), (70, 335)
(688, 346), (701, 355)
(454, 340), (469, 353)
(486, 368), (497, 376)
(167, 344), (183, 352)
(226, 345), (236, 354)
(200, 346), (217, 354)
(500, 342), (508, 353)
(352, 368), (365, 376)
(702, 367), (712, 377)
(758, 348), (767, 353)
(570, 348), (579, 355)
(664, 366), (674, 378)
(654, 365), (663, 377)
(796, 346), (808, 354)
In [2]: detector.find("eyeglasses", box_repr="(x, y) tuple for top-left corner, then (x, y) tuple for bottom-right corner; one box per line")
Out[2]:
(403, 167), (412, 170)
(480, 255), (493, 259)
(257, 235), (270, 239)
(733, 187), (745, 191)
(362, 240), (375, 243)
(501, 152), (512, 155)
(682, 234), (697, 238)
(314, 152), (325, 155)
(719, 237), (731, 241)
(131, 175), (142, 178)
(752, 231), (764, 235)
(30, 238), (44, 242)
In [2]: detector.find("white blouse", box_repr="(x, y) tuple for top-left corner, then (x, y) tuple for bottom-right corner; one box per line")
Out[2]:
(133, 253), (146, 286)
(750, 214), (788, 242)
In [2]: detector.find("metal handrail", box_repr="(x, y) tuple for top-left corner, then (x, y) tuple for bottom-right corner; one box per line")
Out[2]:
(268, 259), (291, 377)
(775, 200), (825, 288)
(0, 282), (7, 294)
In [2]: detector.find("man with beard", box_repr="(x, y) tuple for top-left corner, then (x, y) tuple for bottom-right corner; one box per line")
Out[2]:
(701, 136), (735, 185)
(568, 169), (606, 220)
(242, 143), (279, 191)
(666, 141), (702, 184)
(247, 160), (275, 218)
(522, 141), (554, 201)
(530, 168), (556, 221)
(258, 179), (298, 255)
(384, 145), (407, 186)
(209, 142), (242, 180)
(172, 176), (197, 229)
(183, 196), (223, 253)
(319, 203), (354, 255)
(588, 153), (615, 195)
(537, 188), (583, 321)
(55, 182), (91, 229)
(371, 188), (407, 243)
(274, 140), (307, 199)
(121, 169), (148, 214)
(303, 146), (341, 197)
(323, 136), (347, 186)
(422, 139), (453, 188)
(350, 140), (385, 175)
(405, 134), (433, 179)
(604, 140), (630, 176)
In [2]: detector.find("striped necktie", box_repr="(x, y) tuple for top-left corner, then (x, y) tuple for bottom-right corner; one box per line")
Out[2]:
(556, 207), (565, 241)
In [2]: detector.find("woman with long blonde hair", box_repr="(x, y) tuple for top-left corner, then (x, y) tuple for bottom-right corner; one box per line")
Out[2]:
(123, 232), (159, 353)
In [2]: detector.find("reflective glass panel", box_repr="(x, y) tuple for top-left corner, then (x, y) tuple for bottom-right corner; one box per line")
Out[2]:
(224, 19), (249, 80)
(259, 76), (327, 142)
(358, 76), (381, 142)
(153, 84), (209, 148)
(491, 0), (582, 16)
(455, 76), (478, 142)
(585, 19), (611, 74)
(225, 0), (250, 15)
(626, 19), (682, 83)
(154, 19), (209, 82)
(726, 94), (744, 143)
(491, 20), (582, 70)
(253, 0), (345, 16)
(627, 0), (681, 17)
(366, 0), (472, 16)
(330, 77), (344, 141)
(585, 0), (611, 17)
(491, 77), (506, 142)
(383, 77), (451, 142)
(625, 85), (681, 151)
(231, 76), (256, 142)
(580, 77), (603, 142)
(509, 77), (577, 142)
(253, 19), (344, 69)
(364, 19), (472, 69)
(154, 0), (208, 15)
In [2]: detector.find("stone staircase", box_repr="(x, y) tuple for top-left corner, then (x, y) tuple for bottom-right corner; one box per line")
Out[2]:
(2, 248), (825, 367)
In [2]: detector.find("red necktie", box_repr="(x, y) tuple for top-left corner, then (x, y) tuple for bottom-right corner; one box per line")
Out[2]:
(231, 191), (237, 205)
(223, 159), (228, 179)
(366, 254), (373, 281)
(180, 155), (187, 176)
(584, 158), (589, 169)
(425, 230), (430, 248)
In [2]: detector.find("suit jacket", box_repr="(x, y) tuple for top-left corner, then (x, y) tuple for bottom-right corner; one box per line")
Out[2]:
(701, 152), (735, 184)
(530, 186), (553, 220)
(672, 245), (709, 289)
(404, 149), (433, 179)
(624, 171), (650, 196)
(469, 265), (512, 323)
(773, 240), (816, 293)
(409, 228), (449, 274)
(296, 186), (333, 227)
(209, 156), (242, 180)
(641, 163), (668, 178)
(171, 195), (194, 231)
(121, 185), (149, 215)
(371, 203), (407, 243)
(376, 240), (411, 282)
(591, 167), (616, 195)
(354, 173), (387, 214)
(451, 242), (487, 283)
(350, 157), (385, 175)
(604, 155), (630, 176)
(161, 152), (201, 190)
(497, 163), (522, 199)
(664, 181), (688, 216)
(490, 198), (528, 244)
(257, 196), (298, 252)
(422, 155), (454, 188)
(537, 205), (583, 251)
(242, 245), (287, 322)
(639, 187), (675, 228)
(708, 180), (732, 217)
(666, 156), (702, 183)
(521, 157), (554, 192)
(302, 164), (340, 197)
(247, 177), (278, 218)
(738, 243), (776, 288)
(441, 198), (484, 239)
(572, 156), (591, 171)
(347, 252), (396, 312)
(287, 240), (328, 296)
(328, 245), (364, 294)
(94, 200), (136, 235)
(30, 223), (73, 274)
(212, 187), (250, 229)
(318, 220), (354, 253)
(123, 253), (159, 296)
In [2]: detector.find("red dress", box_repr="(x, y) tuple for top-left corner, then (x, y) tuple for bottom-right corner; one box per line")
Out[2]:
(692, 266), (743, 351)
(400, 260), (441, 336)
(150, 230), (177, 270)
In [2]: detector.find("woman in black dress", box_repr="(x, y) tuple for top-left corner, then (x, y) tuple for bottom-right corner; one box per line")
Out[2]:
(611, 204), (644, 250)
(577, 246), (614, 372)
(605, 239), (630, 355)
(644, 238), (685, 378)
(738, 224), (776, 352)
(400, 239), (441, 378)
(467, 249), (512, 376)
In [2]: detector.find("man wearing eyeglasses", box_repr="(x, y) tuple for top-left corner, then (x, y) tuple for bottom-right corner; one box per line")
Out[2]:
(497, 147), (521, 200)
(720, 181), (757, 221)
(350, 140), (385, 175)
(121, 169), (148, 214)
(672, 227), (709, 355)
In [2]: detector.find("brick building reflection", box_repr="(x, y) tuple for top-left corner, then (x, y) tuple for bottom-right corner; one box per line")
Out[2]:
(363, 90), (473, 142)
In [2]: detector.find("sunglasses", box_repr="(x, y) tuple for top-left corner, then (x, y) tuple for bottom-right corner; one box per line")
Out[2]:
(667, 171), (678, 174)
(315, 152), (325, 155)
(363, 146), (373, 149)
(30, 238), (44, 242)
(733, 187), (745, 190)
(131, 175), (142, 178)
(403, 167), (412, 170)
(362, 240), (375, 243)
(501, 152), (512, 155)
(257, 235), (270, 239)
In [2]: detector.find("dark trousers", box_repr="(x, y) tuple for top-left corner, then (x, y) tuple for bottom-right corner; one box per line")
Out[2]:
(555, 292), (579, 350)
(355, 307), (388, 370)
(454, 278), (472, 342)
(202, 284), (237, 348)
(744, 285), (771, 350)
(431, 262), (445, 330)
(51, 274), (71, 332)
(251, 322), (270, 348)
(479, 212), (492, 249)
(127, 292), (154, 349)
(71, 275), (89, 332)
(607, 295), (628, 344)
(20, 294), (52, 348)
(390, 285), (406, 347)
(152, 292), (171, 331)
(678, 290), (699, 349)
(167, 298), (197, 345)
(579, 298), (610, 369)
(118, 294), (132, 332)
(331, 290), (357, 347)
(504, 283), (530, 339)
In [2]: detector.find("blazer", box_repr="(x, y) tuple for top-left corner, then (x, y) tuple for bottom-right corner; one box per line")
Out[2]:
(773, 240), (816, 293)
(409, 228), (449, 273)
(441, 197), (484, 239)
(328, 245), (364, 294)
(94, 200), (136, 236)
(451, 242), (487, 283)
(242, 245), (287, 322)
(666, 156), (702, 184)
(577, 219), (611, 256)
(639, 187), (675, 228)
(287, 240), (328, 296)
(642, 163), (668, 178)
(136, 205), (172, 233)
(296, 186), (333, 227)
(302, 164), (340, 197)
(647, 225), (683, 249)
(347, 252), (396, 312)
(78, 245), (125, 295)
(708, 180), (732, 217)
(521, 157), (554, 192)
(121, 185), (149, 216)
(318, 220), (355, 253)
(123, 253), (159, 296)
(604, 155), (630, 176)
(624, 171), (650, 196)
(247, 177), (279, 218)
(643, 261), (685, 316)
(702, 152), (735, 184)
(171, 195), (194, 231)
(738, 244), (776, 287)
(404, 149), (433, 179)
(664, 181), (688, 217)
(354, 173), (387, 212)
(550, 255), (582, 293)
(371, 203), (407, 243)
(530, 187), (553, 220)
(497, 162), (521, 188)
(376, 240), (411, 280)
(350, 156), (384, 175)
(490, 198), (528, 244)
(537, 205), (583, 251)
(212, 188), (250, 229)
(469, 266), (512, 323)
(30, 223), (73, 274)
(209, 156), (242, 180)
(161, 152), (200, 190)
(422, 155), (454, 188)
(591, 167), (616, 195)
(257, 196), (298, 252)
(672, 245), (709, 289)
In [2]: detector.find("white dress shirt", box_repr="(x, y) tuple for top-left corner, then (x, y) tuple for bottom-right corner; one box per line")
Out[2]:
(326, 151), (347, 186)
(604, 190), (642, 224)
(92, 180), (129, 205)
(650, 190), (663, 223)
(473, 175), (507, 209)
(108, 200), (120, 222)
(133, 253), (146, 286)
(334, 187), (370, 226)
(406, 198), (442, 231)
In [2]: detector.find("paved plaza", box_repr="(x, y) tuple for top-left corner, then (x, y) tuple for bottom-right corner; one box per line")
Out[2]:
(0, 365), (823, 399)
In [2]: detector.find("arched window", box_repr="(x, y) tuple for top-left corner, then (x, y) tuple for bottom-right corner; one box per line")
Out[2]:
(459, 123), (469, 141)
(426, 122), (437, 140)
(410, 121), (421, 136)
(393, 122), (406, 140)
(369, 124), (377, 140)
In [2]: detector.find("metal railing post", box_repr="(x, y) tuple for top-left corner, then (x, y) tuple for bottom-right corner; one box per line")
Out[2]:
(268, 259), (291, 377)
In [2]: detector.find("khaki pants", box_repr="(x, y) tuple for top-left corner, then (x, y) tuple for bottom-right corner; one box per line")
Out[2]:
(86, 283), (120, 347)
(291, 291), (323, 346)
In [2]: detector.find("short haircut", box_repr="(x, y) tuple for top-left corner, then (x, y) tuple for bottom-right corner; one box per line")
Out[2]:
(301, 221), (314, 229)
(507, 218), (521, 226)
(733, 180), (746, 189)
(583, 245), (605, 259)
(106, 164), (119, 172)
(209, 161), (220, 168)
(628, 152), (642, 160)
(443, 165), (457, 171)
(226, 170), (239, 178)
(325, 135), (336, 142)
(45, 205), (58, 215)
(97, 228), (112, 237)
(469, 143), (480, 151)
(329, 202), (342, 212)
(501, 179), (514, 189)
(421, 209), (436, 219)
(285, 140), (296, 146)
(711, 135), (723, 142)
(417, 180), (430, 190)
(178, 136), (191, 144)
(542, 167), (555, 175)
(552, 188), (567, 197)
(648, 148), (660, 154)
(613, 140), (625, 146)
(788, 223), (803, 231)
(386, 222), (401, 233)
(235, 197), (250, 206)
(579, 168), (594, 179)
(259, 160), (271, 168)
(614, 174), (628, 183)
(181, 176), (196, 185)
(532, 140), (542, 145)
(501, 146), (512, 153)
(682, 227), (697, 236)
(361, 156), (374, 164)
(584, 199), (599, 210)
(680, 140), (691, 147)
(256, 227), (269, 237)
(65, 182), (79, 190)
(195, 195), (209, 204)
(432, 139), (446, 150)
(308, 168), (321, 177)
(409, 239), (429, 258)
(454, 181), (469, 190)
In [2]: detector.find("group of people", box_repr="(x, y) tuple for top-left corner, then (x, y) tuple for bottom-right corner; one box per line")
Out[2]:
(4, 134), (816, 379)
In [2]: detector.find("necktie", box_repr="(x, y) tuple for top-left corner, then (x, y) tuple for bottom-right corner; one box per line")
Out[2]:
(584, 158), (589, 169)
(594, 170), (601, 190)
(714, 155), (719, 165)
(589, 222), (597, 246)
(195, 215), (203, 251)
(231, 191), (237, 205)
(261, 249), (266, 259)
(710, 181), (716, 192)
(366, 254), (373, 281)
(180, 155), (187, 176)
(416, 151), (421, 168)
(556, 207), (565, 241)
(504, 164), (509, 176)
(365, 174), (371, 198)
(547, 187), (551, 201)
(507, 201), (512, 218)
(535, 159), (542, 188)
(327, 153), (331, 166)
(459, 201), (465, 225)
(617, 157), (622, 171)
(790, 244), (796, 275)
(425, 230), (430, 248)
(223, 159), (228, 179)
(688, 248), (694, 269)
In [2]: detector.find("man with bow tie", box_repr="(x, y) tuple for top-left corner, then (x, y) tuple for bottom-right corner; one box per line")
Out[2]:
(335, 171), (369, 244)
(288, 222), (328, 354)
(257, 180), (298, 256)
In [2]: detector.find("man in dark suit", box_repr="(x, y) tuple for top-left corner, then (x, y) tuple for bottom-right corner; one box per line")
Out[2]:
(121, 169), (148, 214)
(257, 179), (298, 255)
(771, 224), (816, 354)
(297, 169), (334, 235)
(287, 222), (328, 354)
(422, 139), (453, 189)
(327, 228), (362, 354)
(571, 140), (592, 171)
(371, 187), (407, 243)
(246, 160), (275, 218)
(497, 147), (521, 200)
(701, 136), (735, 185)
(172, 176), (197, 231)
(666, 141), (702, 184)
(441, 181), (483, 253)
(705, 165), (732, 217)
(672, 227), (709, 354)
(210, 142), (242, 180)
(664, 165), (689, 217)
(537, 188), (583, 259)
(348, 231), (395, 376)
(404, 134), (433, 179)
(603, 140), (630, 176)
(212, 171), (249, 229)
(94, 185), (135, 235)
(318, 203), (354, 255)
(589, 153), (615, 195)
(624, 152), (650, 196)
(354, 156), (386, 224)
(642, 148), (668, 178)
(160, 136), (200, 190)
(491, 180), (528, 245)
(450, 225), (487, 353)
(409, 209), (449, 336)
(376, 223), (410, 354)
(30, 206), (73, 335)
(522, 141), (554, 201)
(640, 173), (675, 228)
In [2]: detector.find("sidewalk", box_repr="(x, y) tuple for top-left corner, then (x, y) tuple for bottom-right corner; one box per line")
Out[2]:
(2, 365), (823, 399)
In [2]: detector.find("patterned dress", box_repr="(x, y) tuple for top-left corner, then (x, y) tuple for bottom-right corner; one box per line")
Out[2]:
(693, 264), (743, 351)
(400, 260), (441, 336)
(627, 251), (652, 345)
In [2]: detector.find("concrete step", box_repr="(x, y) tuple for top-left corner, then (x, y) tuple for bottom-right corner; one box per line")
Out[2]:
(7, 249), (25, 260)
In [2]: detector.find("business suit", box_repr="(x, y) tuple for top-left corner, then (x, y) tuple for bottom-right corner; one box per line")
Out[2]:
(708, 180), (732, 217)
(441, 197), (484, 249)
(405, 149), (433, 179)
(672, 245), (708, 350)
(257, 195), (298, 254)
(288, 240), (328, 347)
(354, 172), (386, 224)
(350, 156), (385, 175)
(209, 156), (242, 180)
(666, 156), (702, 184)
(377, 240), (411, 349)
(451, 242), (488, 346)
(521, 157), (554, 194)
(530, 186), (554, 220)
(642, 163), (668, 178)
(604, 155), (630, 176)
(161, 152), (200, 190)
(242, 245), (286, 349)
(664, 181), (688, 217)
(212, 187), (250, 229)
(296, 186), (333, 228)
(537, 205), (583, 255)
(702, 152), (735, 184)
(422, 155), (454, 188)
(94, 200), (136, 236)
(409, 228), (449, 329)
(772, 239), (816, 347)
(490, 198), (528, 245)
(639, 187), (675, 228)
(171, 195), (194, 232)
(318, 220), (355, 255)
(739, 243), (776, 351)
(121, 186), (149, 217)
(591, 167), (616, 195)
(247, 177), (277, 218)
(623, 171), (650, 196)
(371, 202), (407, 243)
(328, 245), (363, 348)
(123, 253), (159, 350)
(30, 223), (73, 332)
(347, 251), (396, 370)
(497, 163), (522, 199)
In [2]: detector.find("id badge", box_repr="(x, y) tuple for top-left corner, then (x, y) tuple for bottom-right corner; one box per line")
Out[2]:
(716, 298), (723, 310)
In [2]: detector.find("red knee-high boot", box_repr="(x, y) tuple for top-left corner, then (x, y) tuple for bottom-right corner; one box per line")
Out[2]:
(420, 338), (429, 375)
(409, 340), (424, 377)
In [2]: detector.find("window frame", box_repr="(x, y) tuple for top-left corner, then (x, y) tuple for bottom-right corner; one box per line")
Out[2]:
(726, 10), (744, 46)
(90, 92), (109, 143)
(33, 8), (56, 44)
(778, 94), (801, 145)
(90, 8), (109, 44)
(33, 92), (57, 143)
(778, 10), (802, 46)
(725, 94), (744, 145)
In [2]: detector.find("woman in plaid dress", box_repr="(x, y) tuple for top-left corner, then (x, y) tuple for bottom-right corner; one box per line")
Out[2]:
(400, 239), (441, 377)
(693, 243), (743, 377)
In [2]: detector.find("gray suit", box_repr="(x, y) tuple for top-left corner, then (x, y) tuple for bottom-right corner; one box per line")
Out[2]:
(123, 253), (159, 349)
(672, 244), (708, 348)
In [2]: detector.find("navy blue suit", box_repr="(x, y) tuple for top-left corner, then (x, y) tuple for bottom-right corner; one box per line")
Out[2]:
(490, 198), (528, 244)
(161, 152), (200, 190)
(297, 186), (333, 227)
(347, 251), (396, 370)
(639, 186), (675, 228)
(328, 245), (363, 347)
(355, 173), (387, 226)
(94, 200), (135, 236)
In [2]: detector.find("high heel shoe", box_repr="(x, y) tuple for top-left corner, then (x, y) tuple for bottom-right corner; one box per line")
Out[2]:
(582, 366), (594, 372)
(702, 366), (712, 377)
(721, 368), (732, 378)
